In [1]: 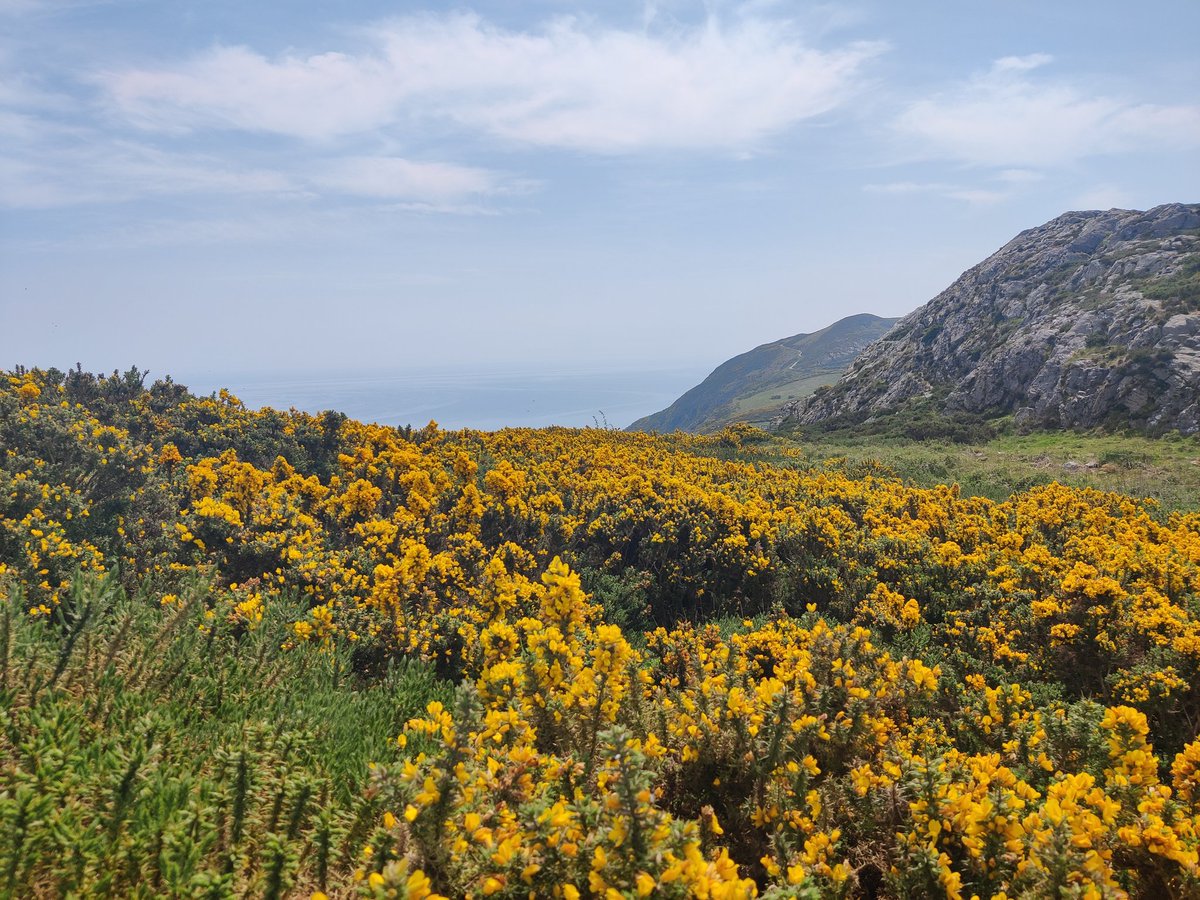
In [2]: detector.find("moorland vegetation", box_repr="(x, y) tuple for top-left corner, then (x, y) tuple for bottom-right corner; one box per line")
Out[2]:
(2, 366), (1200, 899)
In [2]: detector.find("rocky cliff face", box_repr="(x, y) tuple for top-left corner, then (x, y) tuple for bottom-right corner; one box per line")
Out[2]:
(784, 203), (1200, 434)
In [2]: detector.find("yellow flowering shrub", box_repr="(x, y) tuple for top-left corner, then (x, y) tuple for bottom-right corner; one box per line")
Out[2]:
(2, 367), (1200, 897)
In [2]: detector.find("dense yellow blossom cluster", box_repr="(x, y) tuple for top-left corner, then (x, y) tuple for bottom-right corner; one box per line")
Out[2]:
(3, 367), (1199, 897)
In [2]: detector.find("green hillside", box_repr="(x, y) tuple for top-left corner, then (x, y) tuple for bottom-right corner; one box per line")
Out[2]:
(628, 313), (898, 433)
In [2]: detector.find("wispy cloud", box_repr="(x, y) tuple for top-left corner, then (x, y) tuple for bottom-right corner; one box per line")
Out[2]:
(0, 138), (297, 209)
(0, 70), (523, 211)
(0, 137), (525, 210)
(863, 179), (1011, 206)
(100, 12), (885, 152)
(314, 157), (523, 204)
(896, 54), (1200, 168)
(990, 53), (1053, 74)
(29, 211), (321, 251)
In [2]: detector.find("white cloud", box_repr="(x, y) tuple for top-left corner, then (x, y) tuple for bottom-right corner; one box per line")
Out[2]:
(995, 168), (1043, 185)
(862, 180), (938, 195)
(0, 139), (296, 209)
(315, 156), (524, 206)
(0, 138), (519, 210)
(50, 212), (320, 250)
(863, 178), (1012, 205)
(103, 45), (400, 140)
(0, 70), (517, 210)
(106, 143), (294, 195)
(100, 12), (885, 152)
(897, 55), (1200, 168)
(942, 187), (1008, 205)
(990, 53), (1053, 74)
(0, 157), (108, 207)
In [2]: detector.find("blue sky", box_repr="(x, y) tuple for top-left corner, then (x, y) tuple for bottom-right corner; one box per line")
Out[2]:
(2, 0), (1197, 378)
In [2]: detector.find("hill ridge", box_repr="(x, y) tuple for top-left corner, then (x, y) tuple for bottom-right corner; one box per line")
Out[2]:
(784, 202), (1200, 434)
(629, 313), (897, 433)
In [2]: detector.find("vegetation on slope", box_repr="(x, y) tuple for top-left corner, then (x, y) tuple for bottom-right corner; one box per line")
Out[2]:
(779, 425), (1200, 512)
(629, 314), (897, 434)
(3, 366), (1200, 898)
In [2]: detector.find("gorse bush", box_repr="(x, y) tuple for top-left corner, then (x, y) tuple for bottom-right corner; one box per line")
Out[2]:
(2, 366), (1200, 897)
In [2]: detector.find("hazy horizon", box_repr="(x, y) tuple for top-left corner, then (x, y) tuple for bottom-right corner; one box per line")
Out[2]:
(175, 362), (712, 431)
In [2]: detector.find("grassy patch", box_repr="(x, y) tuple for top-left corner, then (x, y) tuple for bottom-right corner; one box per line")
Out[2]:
(0, 574), (448, 898)
(1143, 252), (1200, 314)
(728, 372), (840, 418)
(768, 429), (1200, 510)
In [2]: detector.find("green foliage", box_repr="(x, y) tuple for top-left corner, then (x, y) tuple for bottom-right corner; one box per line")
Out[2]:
(786, 397), (1001, 445)
(630, 314), (897, 434)
(0, 573), (448, 898)
(764, 429), (1200, 512)
(4, 365), (1200, 897)
(1140, 253), (1200, 314)
(580, 566), (655, 635)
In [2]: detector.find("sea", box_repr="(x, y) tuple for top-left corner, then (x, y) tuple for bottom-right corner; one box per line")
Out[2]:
(176, 364), (710, 432)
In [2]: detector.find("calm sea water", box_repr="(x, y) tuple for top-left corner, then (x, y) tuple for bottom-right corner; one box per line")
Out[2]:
(177, 365), (709, 432)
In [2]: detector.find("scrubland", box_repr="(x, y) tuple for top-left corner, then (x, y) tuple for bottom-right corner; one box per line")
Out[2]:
(3, 368), (1199, 899)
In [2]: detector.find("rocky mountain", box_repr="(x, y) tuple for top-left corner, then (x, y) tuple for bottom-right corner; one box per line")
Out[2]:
(629, 313), (898, 433)
(783, 203), (1200, 434)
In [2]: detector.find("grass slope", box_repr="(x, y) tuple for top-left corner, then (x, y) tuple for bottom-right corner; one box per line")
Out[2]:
(629, 313), (897, 433)
(775, 429), (1200, 512)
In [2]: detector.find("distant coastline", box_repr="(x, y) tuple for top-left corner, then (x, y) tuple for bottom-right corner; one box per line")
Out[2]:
(176, 364), (710, 431)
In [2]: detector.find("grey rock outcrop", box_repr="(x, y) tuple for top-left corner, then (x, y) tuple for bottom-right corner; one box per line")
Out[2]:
(783, 203), (1200, 434)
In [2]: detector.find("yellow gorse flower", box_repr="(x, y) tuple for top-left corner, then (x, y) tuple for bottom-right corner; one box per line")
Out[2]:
(4, 368), (1200, 897)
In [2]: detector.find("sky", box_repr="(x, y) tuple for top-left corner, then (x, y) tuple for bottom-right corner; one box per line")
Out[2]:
(1, 0), (1198, 381)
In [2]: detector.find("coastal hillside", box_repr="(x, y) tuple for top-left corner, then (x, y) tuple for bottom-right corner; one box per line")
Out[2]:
(785, 203), (1200, 434)
(629, 313), (897, 432)
(4, 368), (1200, 897)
